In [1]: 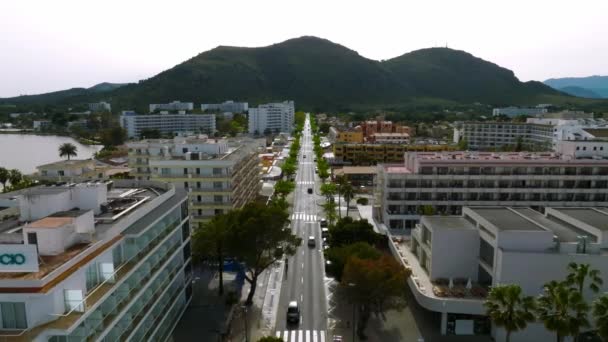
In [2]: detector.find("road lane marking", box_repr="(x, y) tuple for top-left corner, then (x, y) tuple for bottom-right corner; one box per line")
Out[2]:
(319, 331), (325, 342)
(298, 330), (303, 342)
(291, 330), (296, 342)
(306, 330), (311, 342)
(301, 294), (303, 301)
(312, 330), (318, 342)
(301, 276), (304, 284)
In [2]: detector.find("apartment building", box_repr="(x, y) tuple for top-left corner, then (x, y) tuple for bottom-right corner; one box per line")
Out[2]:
(369, 132), (410, 144)
(88, 102), (111, 112)
(456, 122), (553, 151)
(333, 143), (456, 165)
(0, 180), (192, 341)
(33, 160), (130, 183)
(248, 101), (295, 134)
(127, 135), (263, 224)
(335, 130), (364, 143)
(201, 101), (248, 113)
(120, 111), (216, 138)
(389, 206), (608, 341)
(149, 101), (194, 113)
(491, 106), (547, 117)
(359, 119), (411, 138)
(33, 120), (52, 131)
(377, 151), (608, 232)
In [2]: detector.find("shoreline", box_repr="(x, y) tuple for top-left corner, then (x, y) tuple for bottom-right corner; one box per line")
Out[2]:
(0, 130), (102, 145)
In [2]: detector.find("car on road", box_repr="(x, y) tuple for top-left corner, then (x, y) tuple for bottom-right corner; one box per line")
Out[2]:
(307, 236), (316, 247)
(286, 301), (300, 324)
(332, 336), (343, 342)
(320, 218), (328, 227)
(303, 155), (306, 158)
(307, 188), (313, 194)
(314, 158), (317, 162)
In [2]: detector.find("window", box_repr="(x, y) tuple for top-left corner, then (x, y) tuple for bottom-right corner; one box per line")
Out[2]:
(213, 168), (222, 175)
(85, 264), (100, 292)
(0, 302), (27, 329)
(213, 181), (223, 189)
(27, 233), (37, 245)
(58, 170), (65, 176)
(583, 146), (587, 151)
(64, 290), (84, 313)
(112, 244), (123, 266)
(184, 182), (189, 189)
(161, 168), (170, 175)
(183, 168), (188, 175)
(197, 182), (201, 188)
(196, 168), (201, 175)
(214, 195), (223, 203)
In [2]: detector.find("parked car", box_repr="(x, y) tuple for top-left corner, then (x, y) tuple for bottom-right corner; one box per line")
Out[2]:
(320, 219), (328, 228)
(307, 188), (313, 194)
(286, 301), (300, 324)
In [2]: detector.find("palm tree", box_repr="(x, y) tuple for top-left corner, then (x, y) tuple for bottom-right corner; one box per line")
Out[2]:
(192, 212), (236, 296)
(320, 183), (337, 202)
(8, 169), (22, 187)
(566, 262), (603, 295)
(536, 281), (590, 342)
(592, 294), (608, 341)
(484, 284), (536, 342)
(59, 143), (78, 160)
(0, 167), (8, 190)
(322, 201), (338, 226)
(335, 175), (347, 218)
(341, 182), (355, 217)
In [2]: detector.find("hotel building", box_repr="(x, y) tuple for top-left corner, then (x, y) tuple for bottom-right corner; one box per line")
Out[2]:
(0, 180), (192, 341)
(389, 206), (608, 341)
(120, 112), (216, 138)
(377, 151), (608, 232)
(128, 135), (263, 224)
(247, 101), (295, 134)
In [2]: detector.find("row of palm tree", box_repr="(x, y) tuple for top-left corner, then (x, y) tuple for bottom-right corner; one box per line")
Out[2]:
(319, 175), (355, 223)
(0, 167), (24, 190)
(485, 262), (606, 342)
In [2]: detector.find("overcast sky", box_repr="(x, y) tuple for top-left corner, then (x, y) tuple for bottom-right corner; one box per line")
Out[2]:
(1, 0), (607, 97)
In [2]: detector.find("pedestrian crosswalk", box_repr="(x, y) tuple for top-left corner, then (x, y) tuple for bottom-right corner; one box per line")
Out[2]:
(291, 213), (318, 221)
(275, 330), (326, 342)
(297, 181), (315, 185)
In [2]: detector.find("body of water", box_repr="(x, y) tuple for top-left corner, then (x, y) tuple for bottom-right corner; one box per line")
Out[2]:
(0, 134), (103, 174)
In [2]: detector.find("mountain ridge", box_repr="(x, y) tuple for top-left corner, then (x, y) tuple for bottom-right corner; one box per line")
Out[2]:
(0, 36), (589, 111)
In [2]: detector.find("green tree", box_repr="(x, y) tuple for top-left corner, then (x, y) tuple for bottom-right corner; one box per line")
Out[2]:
(342, 255), (410, 339)
(282, 161), (297, 179)
(325, 242), (380, 281)
(485, 284), (536, 342)
(58, 142), (78, 161)
(229, 202), (301, 305)
(320, 183), (337, 202)
(565, 262), (603, 295)
(341, 182), (355, 217)
(356, 197), (369, 205)
(536, 281), (590, 342)
(322, 201), (338, 226)
(140, 129), (162, 139)
(192, 212), (236, 296)
(329, 217), (383, 248)
(0, 167), (8, 190)
(592, 294), (608, 341)
(100, 127), (127, 146)
(335, 175), (348, 219)
(458, 138), (469, 150)
(8, 169), (22, 186)
(274, 180), (295, 199)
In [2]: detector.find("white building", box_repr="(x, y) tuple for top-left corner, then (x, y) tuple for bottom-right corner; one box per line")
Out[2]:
(201, 100), (248, 113)
(33, 120), (52, 131)
(128, 135), (263, 224)
(248, 101), (295, 134)
(377, 151), (608, 233)
(456, 122), (554, 151)
(0, 180), (192, 341)
(120, 112), (216, 138)
(149, 101), (194, 113)
(390, 206), (608, 341)
(88, 102), (111, 112)
(492, 106), (547, 117)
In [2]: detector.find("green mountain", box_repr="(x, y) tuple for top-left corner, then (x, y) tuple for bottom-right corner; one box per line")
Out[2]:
(558, 86), (602, 99)
(544, 76), (608, 98)
(0, 36), (583, 111)
(1, 82), (128, 105)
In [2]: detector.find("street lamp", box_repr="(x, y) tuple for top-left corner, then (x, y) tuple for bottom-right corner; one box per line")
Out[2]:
(241, 305), (249, 342)
(348, 283), (357, 342)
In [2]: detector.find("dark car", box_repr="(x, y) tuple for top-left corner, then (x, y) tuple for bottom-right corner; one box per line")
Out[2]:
(307, 188), (313, 194)
(287, 301), (300, 324)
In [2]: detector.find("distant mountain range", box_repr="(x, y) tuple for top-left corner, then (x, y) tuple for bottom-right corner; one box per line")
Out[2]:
(2, 82), (128, 105)
(544, 76), (608, 98)
(0, 36), (598, 112)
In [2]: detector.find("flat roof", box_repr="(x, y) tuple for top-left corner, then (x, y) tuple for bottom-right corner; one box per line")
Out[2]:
(29, 217), (74, 229)
(511, 208), (582, 242)
(337, 166), (376, 175)
(423, 216), (476, 231)
(470, 207), (545, 231)
(122, 189), (186, 236)
(37, 159), (93, 169)
(552, 208), (608, 231)
(583, 128), (608, 138)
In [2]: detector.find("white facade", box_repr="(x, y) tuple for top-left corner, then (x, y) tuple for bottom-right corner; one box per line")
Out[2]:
(201, 100), (248, 113)
(149, 101), (194, 113)
(248, 101), (295, 134)
(0, 180), (192, 341)
(377, 151), (608, 232)
(120, 112), (216, 138)
(88, 102), (111, 112)
(395, 206), (608, 341)
(33, 120), (51, 131)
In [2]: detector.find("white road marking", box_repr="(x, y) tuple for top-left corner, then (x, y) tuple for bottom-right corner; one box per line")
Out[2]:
(301, 294), (303, 301)
(306, 330), (311, 342)
(313, 330), (318, 342)
(320, 331), (325, 342)
(301, 276), (304, 284)
(298, 330), (303, 342)
(291, 330), (296, 342)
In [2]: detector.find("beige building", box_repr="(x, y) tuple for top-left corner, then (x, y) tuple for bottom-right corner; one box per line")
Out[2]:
(34, 159), (130, 182)
(128, 135), (263, 224)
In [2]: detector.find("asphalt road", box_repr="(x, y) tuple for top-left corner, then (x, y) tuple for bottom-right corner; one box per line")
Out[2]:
(275, 114), (328, 339)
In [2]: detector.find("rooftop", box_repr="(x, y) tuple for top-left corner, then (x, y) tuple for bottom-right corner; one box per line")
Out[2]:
(469, 207), (545, 231)
(552, 208), (608, 231)
(583, 128), (608, 139)
(422, 216), (476, 231)
(335, 166), (376, 175)
(511, 208), (585, 243)
(37, 159), (94, 169)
